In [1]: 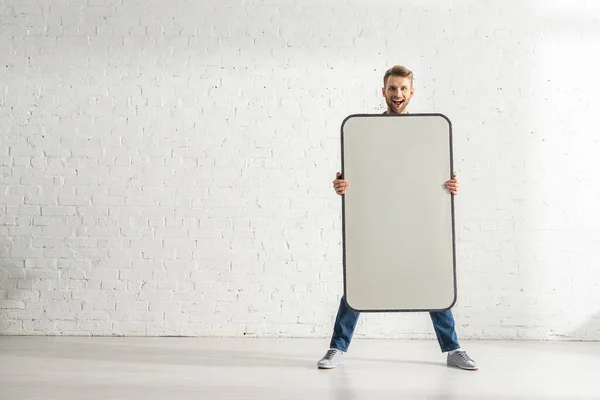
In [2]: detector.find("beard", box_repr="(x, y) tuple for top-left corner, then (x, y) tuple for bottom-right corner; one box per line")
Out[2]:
(386, 97), (410, 114)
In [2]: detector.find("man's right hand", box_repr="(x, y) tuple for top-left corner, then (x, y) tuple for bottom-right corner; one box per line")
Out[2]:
(333, 172), (350, 195)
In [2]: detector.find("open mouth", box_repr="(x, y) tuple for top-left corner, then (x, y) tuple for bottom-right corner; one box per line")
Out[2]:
(392, 99), (404, 108)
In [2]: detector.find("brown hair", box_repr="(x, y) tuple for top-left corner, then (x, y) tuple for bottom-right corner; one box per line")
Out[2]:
(383, 65), (414, 87)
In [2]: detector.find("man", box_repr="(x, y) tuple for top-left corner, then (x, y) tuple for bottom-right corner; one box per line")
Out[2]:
(317, 65), (478, 371)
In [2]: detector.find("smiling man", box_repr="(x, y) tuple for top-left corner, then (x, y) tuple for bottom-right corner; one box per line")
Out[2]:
(382, 66), (414, 114)
(318, 65), (478, 371)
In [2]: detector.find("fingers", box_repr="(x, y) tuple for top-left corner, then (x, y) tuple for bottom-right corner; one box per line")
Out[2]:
(333, 180), (350, 195)
(446, 173), (459, 195)
(333, 172), (349, 195)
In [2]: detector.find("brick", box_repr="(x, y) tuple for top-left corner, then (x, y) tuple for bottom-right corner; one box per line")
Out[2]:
(7, 205), (39, 215)
(41, 206), (77, 216)
(0, 320), (23, 334)
(0, 300), (26, 309)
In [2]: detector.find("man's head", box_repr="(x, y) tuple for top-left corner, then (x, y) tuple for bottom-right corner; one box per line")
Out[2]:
(382, 65), (414, 114)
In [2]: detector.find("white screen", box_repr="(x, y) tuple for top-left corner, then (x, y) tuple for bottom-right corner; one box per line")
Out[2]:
(342, 114), (456, 312)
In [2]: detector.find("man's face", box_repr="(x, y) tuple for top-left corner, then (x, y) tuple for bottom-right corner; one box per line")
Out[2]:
(382, 75), (414, 114)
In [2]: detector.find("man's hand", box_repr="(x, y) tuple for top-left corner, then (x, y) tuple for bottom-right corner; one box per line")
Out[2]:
(333, 172), (350, 195)
(445, 172), (459, 195)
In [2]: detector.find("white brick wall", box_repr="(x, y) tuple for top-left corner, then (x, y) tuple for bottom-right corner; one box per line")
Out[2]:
(1, 0), (600, 340)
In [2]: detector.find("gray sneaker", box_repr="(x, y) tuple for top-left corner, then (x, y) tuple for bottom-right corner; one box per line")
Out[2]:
(317, 348), (345, 369)
(447, 350), (479, 370)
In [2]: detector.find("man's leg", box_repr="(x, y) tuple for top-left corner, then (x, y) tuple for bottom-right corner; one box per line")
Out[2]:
(318, 296), (360, 369)
(330, 296), (360, 351)
(430, 310), (479, 370)
(429, 310), (460, 352)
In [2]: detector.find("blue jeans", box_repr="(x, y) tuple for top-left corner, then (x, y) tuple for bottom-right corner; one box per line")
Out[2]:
(330, 296), (460, 352)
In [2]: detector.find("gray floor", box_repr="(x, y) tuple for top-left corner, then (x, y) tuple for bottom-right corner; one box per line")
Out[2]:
(0, 337), (599, 399)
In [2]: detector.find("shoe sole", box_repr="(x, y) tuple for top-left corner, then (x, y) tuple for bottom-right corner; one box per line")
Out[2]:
(447, 363), (479, 371)
(317, 364), (341, 369)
